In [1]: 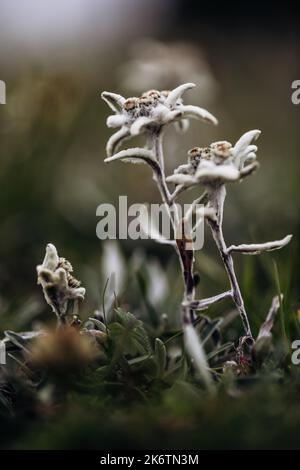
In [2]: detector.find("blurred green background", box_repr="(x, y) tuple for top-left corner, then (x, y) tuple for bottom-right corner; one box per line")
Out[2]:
(0, 0), (299, 338)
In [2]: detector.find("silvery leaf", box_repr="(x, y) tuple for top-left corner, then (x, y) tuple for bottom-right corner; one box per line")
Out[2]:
(239, 161), (259, 178)
(101, 91), (125, 113)
(257, 295), (282, 341)
(196, 162), (240, 183)
(106, 114), (127, 128)
(106, 127), (130, 157)
(180, 105), (218, 125)
(166, 173), (196, 186)
(130, 116), (153, 136)
(104, 148), (156, 166)
(233, 129), (261, 168)
(185, 290), (232, 311)
(161, 109), (183, 125)
(227, 234), (292, 255)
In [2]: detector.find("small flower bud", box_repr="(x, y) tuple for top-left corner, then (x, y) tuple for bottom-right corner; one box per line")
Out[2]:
(123, 97), (139, 111)
(210, 141), (232, 162)
(142, 89), (161, 100)
(187, 146), (211, 170)
(139, 96), (154, 107)
(187, 146), (202, 159)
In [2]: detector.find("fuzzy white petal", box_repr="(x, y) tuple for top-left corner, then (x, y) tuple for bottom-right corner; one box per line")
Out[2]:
(195, 163), (240, 183)
(174, 163), (192, 175)
(161, 109), (183, 124)
(130, 116), (153, 136)
(239, 161), (259, 178)
(243, 151), (256, 162)
(40, 243), (59, 272)
(165, 82), (196, 108)
(166, 173), (196, 186)
(101, 91), (125, 113)
(233, 130), (261, 168)
(246, 144), (258, 154)
(234, 130), (261, 155)
(151, 105), (182, 125)
(106, 127), (130, 157)
(180, 105), (218, 125)
(106, 114), (127, 128)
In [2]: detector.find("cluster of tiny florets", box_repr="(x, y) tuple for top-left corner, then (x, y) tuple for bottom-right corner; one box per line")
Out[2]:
(188, 141), (233, 167)
(176, 141), (234, 178)
(210, 141), (232, 163)
(188, 146), (211, 168)
(102, 82), (218, 157)
(122, 89), (174, 118)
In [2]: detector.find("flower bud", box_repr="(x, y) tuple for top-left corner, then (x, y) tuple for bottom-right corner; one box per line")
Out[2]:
(210, 141), (232, 163)
(123, 97), (139, 111)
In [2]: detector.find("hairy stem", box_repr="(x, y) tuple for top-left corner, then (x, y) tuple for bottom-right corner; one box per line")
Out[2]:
(151, 131), (195, 325)
(151, 132), (176, 222)
(207, 186), (253, 338)
(176, 227), (195, 324)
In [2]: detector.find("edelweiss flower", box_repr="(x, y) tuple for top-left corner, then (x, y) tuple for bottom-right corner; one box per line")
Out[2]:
(101, 83), (218, 157)
(166, 130), (261, 189)
(37, 243), (85, 323)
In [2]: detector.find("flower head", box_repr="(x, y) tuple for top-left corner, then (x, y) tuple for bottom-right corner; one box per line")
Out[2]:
(37, 243), (85, 323)
(166, 130), (261, 190)
(101, 83), (218, 156)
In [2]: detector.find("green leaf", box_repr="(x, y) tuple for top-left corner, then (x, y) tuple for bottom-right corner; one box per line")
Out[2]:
(109, 309), (152, 357)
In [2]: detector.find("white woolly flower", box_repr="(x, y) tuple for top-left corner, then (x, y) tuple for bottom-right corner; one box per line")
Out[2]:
(37, 243), (85, 323)
(166, 130), (261, 189)
(101, 83), (218, 157)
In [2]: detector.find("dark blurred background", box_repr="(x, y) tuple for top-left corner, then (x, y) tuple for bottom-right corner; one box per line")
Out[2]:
(0, 0), (299, 334)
